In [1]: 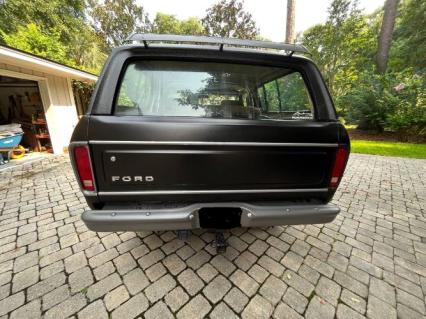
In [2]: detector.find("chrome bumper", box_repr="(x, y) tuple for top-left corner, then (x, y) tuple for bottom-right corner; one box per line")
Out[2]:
(81, 202), (340, 232)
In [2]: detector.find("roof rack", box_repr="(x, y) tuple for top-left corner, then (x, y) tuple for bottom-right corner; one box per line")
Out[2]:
(125, 33), (309, 56)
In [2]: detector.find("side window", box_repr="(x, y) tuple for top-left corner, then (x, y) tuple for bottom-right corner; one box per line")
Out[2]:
(257, 72), (313, 120)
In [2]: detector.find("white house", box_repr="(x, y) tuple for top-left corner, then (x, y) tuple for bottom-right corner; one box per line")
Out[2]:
(0, 45), (97, 154)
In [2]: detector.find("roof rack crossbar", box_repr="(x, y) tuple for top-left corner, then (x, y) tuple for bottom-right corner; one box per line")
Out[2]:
(125, 33), (309, 55)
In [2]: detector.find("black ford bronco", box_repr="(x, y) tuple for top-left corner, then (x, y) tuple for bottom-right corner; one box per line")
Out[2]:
(70, 34), (350, 249)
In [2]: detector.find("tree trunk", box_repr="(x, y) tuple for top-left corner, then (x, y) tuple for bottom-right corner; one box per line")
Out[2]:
(285, 0), (296, 43)
(377, 0), (399, 73)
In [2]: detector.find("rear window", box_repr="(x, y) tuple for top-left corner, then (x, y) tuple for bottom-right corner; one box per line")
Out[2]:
(115, 61), (314, 120)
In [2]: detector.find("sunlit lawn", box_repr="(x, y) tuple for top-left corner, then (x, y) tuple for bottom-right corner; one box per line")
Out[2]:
(351, 140), (426, 159)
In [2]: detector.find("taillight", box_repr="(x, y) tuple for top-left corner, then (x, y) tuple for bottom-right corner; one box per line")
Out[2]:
(329, 147), (349, 188)
(74, 146), (95, 191)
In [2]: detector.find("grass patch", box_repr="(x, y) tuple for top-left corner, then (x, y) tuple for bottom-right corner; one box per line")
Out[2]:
(344, 124), (357, 130)
(351, 140), (426, 158)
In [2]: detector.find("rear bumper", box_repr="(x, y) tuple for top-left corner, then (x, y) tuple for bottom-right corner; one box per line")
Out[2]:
(81, 202), (340, 232)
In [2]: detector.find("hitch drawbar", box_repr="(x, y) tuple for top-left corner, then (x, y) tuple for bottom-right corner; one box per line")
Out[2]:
(177, 230), (229, 253)
(211, 232), (229, 253)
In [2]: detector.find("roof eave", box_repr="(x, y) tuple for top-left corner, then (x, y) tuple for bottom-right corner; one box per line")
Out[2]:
(0, 45), (98, 82)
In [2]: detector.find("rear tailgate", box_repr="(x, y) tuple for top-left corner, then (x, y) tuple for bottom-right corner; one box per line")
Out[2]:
(80, 49), (350, 204)
(88, 116), (342, 202)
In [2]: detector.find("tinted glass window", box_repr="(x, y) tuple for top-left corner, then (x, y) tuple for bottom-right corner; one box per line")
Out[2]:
(115, 61), (314, 120)
(257, 72), (313, 120)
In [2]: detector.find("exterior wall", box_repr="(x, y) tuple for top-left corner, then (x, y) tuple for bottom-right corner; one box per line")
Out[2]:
(44, 75), (79, 153)
(0, 62), (79, 154)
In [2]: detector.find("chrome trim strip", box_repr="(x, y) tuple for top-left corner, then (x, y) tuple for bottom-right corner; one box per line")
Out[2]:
(89, 140), (338, 148)
(98, 188), (328, 196)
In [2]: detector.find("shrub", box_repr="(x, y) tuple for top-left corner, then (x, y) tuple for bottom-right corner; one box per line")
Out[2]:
(342, 70), (426, 139)
(387, 77), (426, 141)
(341, 72), (398, 132)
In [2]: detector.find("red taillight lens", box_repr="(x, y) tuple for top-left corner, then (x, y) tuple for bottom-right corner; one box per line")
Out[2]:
(74, 146), (95, 191)
(329, 147), (349, 188)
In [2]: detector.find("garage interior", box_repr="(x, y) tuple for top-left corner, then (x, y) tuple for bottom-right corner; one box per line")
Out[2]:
(0, 75), (53, 155)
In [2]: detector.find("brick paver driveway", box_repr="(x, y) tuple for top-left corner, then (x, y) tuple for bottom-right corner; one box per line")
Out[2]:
(0, 154), (425, 319)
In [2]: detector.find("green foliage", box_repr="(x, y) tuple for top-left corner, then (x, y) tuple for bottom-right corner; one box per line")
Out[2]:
(1, 23), (71, 65)
(302, 0), (377, 98)
(68, 31), (108, 74)
(343, 70), (426, 138)
(73, 80), (96, 114)
(152, 13), (205, 35)
(390, 0), (426, 72)
(302, 0), (426, 140)
(0, 0), (85, 41)
(341, 72), (398, 131)
(88, 0), (150, 48)
(202, 0), (259, 39)
(152, 13), (181, 34)
(180, 17), (207, 36)
(386, 73), (426, 139)
(0, 0), (106, 74)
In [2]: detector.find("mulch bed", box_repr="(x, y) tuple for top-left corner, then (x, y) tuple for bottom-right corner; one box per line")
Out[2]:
(348, 128), (425, 143)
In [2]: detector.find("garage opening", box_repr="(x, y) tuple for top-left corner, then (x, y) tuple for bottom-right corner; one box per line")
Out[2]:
(0, 75), (52, 165)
